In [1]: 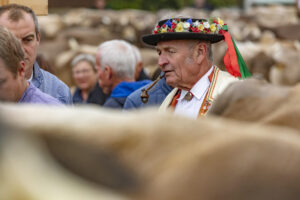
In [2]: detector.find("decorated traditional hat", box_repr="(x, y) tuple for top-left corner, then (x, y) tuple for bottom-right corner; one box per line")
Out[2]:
(142, 17), (251, 79)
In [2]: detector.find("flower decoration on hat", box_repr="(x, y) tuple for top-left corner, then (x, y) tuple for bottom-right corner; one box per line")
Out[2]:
(153, 17), (225, 35)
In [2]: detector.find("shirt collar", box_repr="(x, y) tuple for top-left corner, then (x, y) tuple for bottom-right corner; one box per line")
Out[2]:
(31, 62), (42, 87)
(178, 66), (214, 101)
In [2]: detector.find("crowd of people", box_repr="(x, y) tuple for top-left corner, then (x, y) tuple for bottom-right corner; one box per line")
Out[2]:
(0, 3), (249, 119)
(4, 4), (300, 200)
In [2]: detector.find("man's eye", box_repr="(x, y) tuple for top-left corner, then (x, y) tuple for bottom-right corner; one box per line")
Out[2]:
(24, 38), (33, 43)
(168, 50), (176, 54)
(0, 79), (6, 86)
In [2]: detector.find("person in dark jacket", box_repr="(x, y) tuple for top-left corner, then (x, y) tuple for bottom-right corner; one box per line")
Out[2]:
(71, 54), (107, 105)
(96, 40), (150, 109)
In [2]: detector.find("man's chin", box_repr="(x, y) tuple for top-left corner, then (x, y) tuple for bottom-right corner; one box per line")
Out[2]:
(79, 85), (89, 91)
(165, 79), (177, 88)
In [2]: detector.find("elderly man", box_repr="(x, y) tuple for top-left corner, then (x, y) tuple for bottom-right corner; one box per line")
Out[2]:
(96, 40), (150, 109)
(0, 4), (72, 104)
(0, 26), (61, 104)
(141, 17), (251, 119)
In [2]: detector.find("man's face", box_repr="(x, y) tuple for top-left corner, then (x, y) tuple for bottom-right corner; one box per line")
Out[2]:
(0, 59), (23, 102)
(0, 12), (40, 79)
(72, 60), (97, 91)
(156, 40), (200, 89)
(96, 52), (112, 94)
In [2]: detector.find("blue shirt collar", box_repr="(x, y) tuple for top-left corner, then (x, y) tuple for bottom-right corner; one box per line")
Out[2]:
(31, 62), (42, 88)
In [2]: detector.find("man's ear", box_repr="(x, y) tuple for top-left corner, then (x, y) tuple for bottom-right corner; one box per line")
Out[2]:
(134, 62), (143, 80)
(195, 43), (207, 64)
(17, 61), (26, 78)
(104, 66), (113, 80)
(36, 32), (41, 44)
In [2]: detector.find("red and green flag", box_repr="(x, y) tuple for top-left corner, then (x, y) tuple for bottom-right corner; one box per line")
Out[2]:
(220, 25), (251, 79)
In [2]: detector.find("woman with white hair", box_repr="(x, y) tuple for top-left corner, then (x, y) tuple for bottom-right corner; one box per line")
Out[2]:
(71, 54), (107, 105)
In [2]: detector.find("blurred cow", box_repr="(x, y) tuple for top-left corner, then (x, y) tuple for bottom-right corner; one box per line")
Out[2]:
(208, 78), (300, 130)
(1, 104), (300, 200)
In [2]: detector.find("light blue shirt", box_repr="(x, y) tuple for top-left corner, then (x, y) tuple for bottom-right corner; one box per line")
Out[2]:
(31, 62), (72, 104)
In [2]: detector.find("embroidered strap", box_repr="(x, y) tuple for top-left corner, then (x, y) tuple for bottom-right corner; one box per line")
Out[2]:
(199, 91), (211, 116)
(206, 67), (220, 103)
(169, 89), (181, 109)
(199, 67), (219, 117)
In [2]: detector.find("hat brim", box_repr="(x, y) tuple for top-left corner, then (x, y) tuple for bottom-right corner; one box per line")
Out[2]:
(142, 32), (224, 46)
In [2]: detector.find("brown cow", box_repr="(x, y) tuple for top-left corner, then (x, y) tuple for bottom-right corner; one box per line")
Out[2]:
(144, 129), (300, 200)
(208, 78), (300, 130)
(1, 104), (300, 200)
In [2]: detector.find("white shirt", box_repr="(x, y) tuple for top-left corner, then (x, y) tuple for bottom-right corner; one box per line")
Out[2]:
(28, 72), (33, 82)
(174, 66), (213, 119)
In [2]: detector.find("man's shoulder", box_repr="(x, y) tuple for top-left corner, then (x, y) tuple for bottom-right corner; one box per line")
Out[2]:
(127, 78), (171, 100)
(124, 78), (172, 109)
(127, 82), (149, 99)
(33, 64), (72, 104)
(21, 84), (62, 105)
(104, 97), (126, 109)
(216, 69), (240, 87)
(33, 86), (63, 105)
(218, 69), (239, 81)
(39, 67), (69, 89)
(210, 68), (240, 100)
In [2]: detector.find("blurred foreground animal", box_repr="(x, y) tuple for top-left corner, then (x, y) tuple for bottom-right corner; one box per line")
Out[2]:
(1, 104), (300, 200)
(208, 78), (300, 130)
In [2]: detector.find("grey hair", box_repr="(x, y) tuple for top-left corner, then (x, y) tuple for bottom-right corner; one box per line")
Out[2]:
(97, 40), (136, 79)
(206, 42), (213, 62)
(189, 40), (213, 62)
(71, 54), (96, 71)
(131, 44), (142, 64)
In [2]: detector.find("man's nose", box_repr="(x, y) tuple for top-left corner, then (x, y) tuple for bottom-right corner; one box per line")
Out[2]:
(158, 55), (168, 67)
(18, 40), (27, 51)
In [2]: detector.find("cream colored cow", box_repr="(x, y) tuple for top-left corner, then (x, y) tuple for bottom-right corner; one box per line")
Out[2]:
(1, 104), (300, 200)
